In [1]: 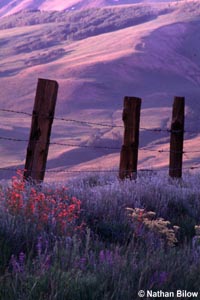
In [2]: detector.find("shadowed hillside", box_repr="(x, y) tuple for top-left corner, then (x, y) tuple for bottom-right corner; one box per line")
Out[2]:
(0, 0), (176, 18)
(0, 1), (200, 181)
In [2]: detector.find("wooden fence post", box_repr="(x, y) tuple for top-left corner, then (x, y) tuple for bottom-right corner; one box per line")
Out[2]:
(119, 96), (142, 180)
(24, 78), (58, 182)
(169, 96), (185, 178)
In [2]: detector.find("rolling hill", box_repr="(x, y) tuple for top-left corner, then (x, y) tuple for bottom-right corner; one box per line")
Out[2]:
(0, 0), (200, 181)
(0, 0), (177, 17)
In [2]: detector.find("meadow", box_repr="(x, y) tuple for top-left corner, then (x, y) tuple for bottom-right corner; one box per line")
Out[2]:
(1, 2), (200, 298)
(0, 170), (200, 299)
(1, 1), (200, 180)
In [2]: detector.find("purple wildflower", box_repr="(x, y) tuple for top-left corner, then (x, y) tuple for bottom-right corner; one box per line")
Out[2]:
(10, 255), (21, 273)
(36, 236), (42, 257)
(99, 250), (114, 266)
(88, 251), (96, 269)
(79, 256), (87, 271)
(43, 254), (51, 271)
(18, 252), (26, 272)
(149, 271), (168, 288)
(159, 271), (168, 285)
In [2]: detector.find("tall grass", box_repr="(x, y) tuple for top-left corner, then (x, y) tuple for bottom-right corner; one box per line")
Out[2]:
(0, 170), (200, 299)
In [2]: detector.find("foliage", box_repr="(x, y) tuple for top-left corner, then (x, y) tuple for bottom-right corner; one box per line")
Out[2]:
(1, 170), (200, 299)
(4, 170), (83, 236)
(0, 5), (172, 54)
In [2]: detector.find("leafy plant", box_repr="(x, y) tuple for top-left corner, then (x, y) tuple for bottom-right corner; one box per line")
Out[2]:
(1, 171), (200, 299)
(126, 207), (179, 247)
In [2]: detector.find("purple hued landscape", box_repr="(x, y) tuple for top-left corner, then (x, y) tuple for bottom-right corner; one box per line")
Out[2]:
(1, 2), (200, 299)
(0, 0), (200, 181)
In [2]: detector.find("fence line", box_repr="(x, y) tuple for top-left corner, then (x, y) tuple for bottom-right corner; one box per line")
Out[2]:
(0, 108), (32, 117)
(1, 165), (200, 174)
(0, 95), (200, 179)
(1, 107), (199, 134)
(0, 135), (200, 154)
(0, 136), (29, 142)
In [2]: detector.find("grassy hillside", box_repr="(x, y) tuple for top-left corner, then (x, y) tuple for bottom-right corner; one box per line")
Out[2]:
(0, 171), (200, 299)
(0, 5), (172, 41)
(0, 0), (174, 18)
(1, 1), (200, 181)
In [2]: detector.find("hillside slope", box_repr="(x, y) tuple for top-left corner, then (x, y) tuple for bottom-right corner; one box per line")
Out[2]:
(0, 1), (200, 181)
(0, 0), (176, 17)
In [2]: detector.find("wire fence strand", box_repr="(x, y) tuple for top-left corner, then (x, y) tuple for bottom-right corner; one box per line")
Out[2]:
(1, 165), (200, 174)
(0, 135), (200, 154)
(1, 107), (199, 133)
(1, 107), (200, 176)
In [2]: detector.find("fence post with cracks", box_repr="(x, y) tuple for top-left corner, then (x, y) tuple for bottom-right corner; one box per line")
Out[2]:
(24, 78), (58, 182)
(169, 96), (185, 178)
(119, 96), (142, 180)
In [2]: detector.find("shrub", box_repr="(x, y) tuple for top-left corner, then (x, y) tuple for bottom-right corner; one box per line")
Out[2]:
(1, 171), (200, 299)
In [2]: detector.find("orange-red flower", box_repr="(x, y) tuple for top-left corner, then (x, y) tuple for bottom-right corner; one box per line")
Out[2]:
(5, 170), (83, 237)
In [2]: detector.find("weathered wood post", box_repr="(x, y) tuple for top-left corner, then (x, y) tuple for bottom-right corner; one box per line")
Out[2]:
(24, 78), (58, 182)
(169, 96), (185, 178)
(119, 96), (142, 180)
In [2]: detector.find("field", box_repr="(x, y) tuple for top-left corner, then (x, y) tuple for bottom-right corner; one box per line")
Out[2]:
(0, 170), (200, 299)
(1, 1), (200, 180)
(1, 2), (200, 298)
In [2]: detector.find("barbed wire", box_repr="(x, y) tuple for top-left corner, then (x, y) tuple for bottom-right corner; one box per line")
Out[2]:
(0, 136), (29, 142)
(50, 141), (120, 150)
(0, 108), (32, 117)
(54, 116), (122, 128)
(1, 107), (200, 178)
(0, 108), (173, 132)
(0, 135), (200, 154)
(1, 107), (199, 134)
(1, 165), (200, 174)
